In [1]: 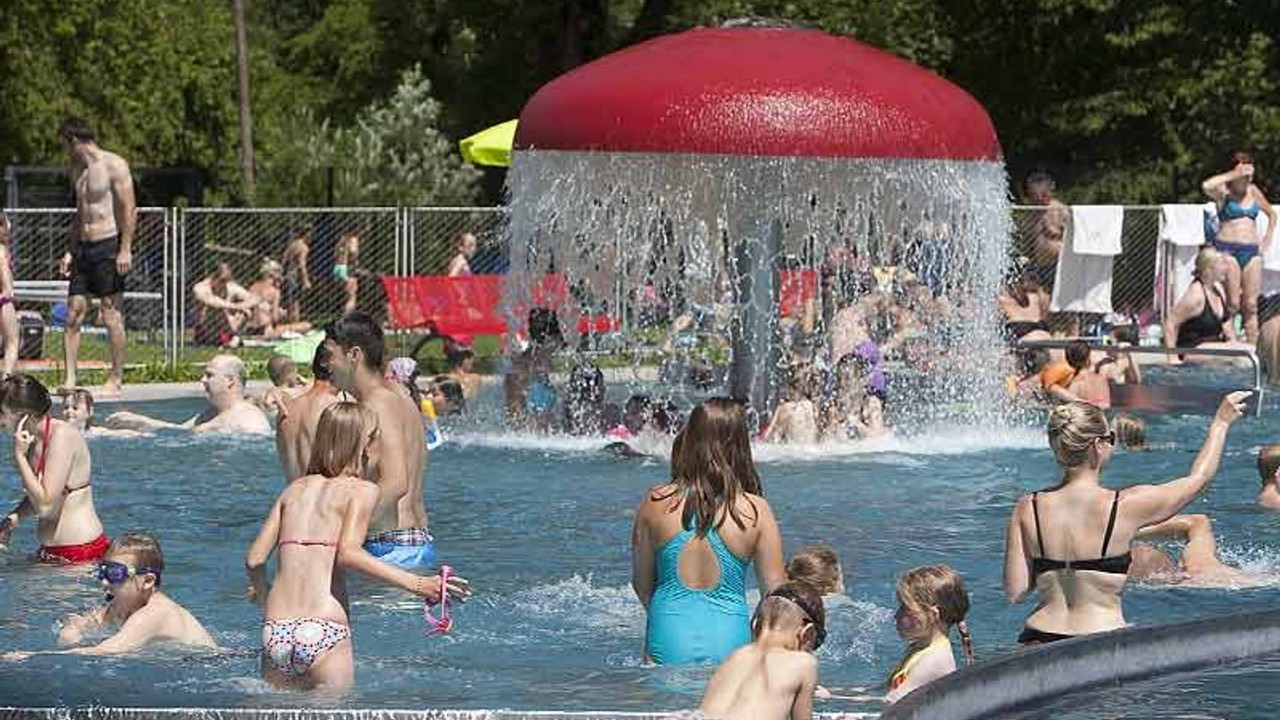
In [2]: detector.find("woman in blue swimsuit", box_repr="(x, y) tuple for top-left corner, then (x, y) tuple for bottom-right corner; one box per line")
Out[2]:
(1202, 151), (1277, 343)
(631, 398), (786, 665)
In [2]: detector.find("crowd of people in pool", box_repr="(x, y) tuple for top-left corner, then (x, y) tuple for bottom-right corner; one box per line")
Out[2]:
(0, 300), (1275, 719)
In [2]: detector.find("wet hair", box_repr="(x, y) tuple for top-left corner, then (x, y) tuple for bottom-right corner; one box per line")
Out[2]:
(444, 341), (474, 370)
(308, 401), (373, 478)
(624, 394), (653, 432)
(1257, 444), (1280, 486)
(1023, 170), (1055, 194)
(665, 398), (762, 536)
(787, 365), (821, 402)
(1047, 401), (1109, 468)
(892, 564), (973, 679)
(1, 374), (52, 418)
(786, 545), (843, 596)
(752, 582), (827, 651)
(1065, 340), (1091, 371)
(266, 355), (296, 387)
(311, 342), (334, 381)
(209, 354), (247, 388)
(68, 388), (95, 428)
(528, 308), (564, 349)
(58, 117), (95, 144)
(431, 375), (465, 414)
(1114, 413), (1146, 450)
(327, 312), (385, 371)
(108, 533), (164, 585)
(1020, 347), (1051, 376)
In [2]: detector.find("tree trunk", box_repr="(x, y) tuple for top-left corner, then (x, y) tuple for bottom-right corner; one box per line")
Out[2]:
(232, 0), (256, 201)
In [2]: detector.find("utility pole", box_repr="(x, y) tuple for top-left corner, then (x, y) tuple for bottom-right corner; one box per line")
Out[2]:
(232, 0), (256, 201)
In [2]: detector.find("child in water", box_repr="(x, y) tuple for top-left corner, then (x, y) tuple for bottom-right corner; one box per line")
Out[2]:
(4, 533), (216, 659)
(762, 366), (821, 444)
(699, 583), (825, 720)
(885, 565), (972, 703)
(786, 545), (845, 597)
(827, 352), (886, 440)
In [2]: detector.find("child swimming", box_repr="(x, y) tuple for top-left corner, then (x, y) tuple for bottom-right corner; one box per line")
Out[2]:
(245, 401), (469, 691)
(699, 583), (824, 720)
(762, 366), (821, 444)
(4, 533), (216, 659)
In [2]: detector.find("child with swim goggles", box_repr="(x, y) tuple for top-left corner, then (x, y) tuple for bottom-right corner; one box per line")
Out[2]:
(3, 533), (216, 660)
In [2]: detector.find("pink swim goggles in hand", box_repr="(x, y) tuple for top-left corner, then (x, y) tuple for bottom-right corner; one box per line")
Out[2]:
(424, 564), (454, 634)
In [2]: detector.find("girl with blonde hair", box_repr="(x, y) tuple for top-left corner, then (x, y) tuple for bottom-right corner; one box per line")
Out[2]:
(246, 401), (469, 691)
(1004, 393), (1249, 644)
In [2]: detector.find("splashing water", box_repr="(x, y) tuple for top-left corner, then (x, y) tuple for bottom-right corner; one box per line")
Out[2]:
(504, 150), (1013, 431)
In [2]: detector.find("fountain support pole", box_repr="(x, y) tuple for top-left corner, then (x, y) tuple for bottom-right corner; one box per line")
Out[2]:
(729, 216), (784, 418)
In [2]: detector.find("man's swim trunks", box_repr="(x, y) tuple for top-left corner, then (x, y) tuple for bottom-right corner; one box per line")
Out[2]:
(363, 527), (436, 571)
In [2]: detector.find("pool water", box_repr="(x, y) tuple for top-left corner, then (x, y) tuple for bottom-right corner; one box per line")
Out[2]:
(2, 375), (1279, 714)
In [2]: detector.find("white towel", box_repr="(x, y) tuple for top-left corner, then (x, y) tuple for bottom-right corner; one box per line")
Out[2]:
(1159, 204), (1208, 246)
(1050, 247), (1114, 314)
(1069, 205), (1124, 256)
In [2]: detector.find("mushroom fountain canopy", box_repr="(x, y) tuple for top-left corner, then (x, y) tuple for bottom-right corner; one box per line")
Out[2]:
(504, 26), (1012, 424)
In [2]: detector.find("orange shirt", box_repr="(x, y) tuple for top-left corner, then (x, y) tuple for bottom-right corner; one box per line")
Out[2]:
(1040, 360), (1076, 389)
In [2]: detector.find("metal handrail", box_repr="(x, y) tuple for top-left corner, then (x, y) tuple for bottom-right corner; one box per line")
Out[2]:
(1015, 339), (1264, 416)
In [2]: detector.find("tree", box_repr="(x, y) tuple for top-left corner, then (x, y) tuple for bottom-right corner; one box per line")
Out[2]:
(333, 65), (481, 207)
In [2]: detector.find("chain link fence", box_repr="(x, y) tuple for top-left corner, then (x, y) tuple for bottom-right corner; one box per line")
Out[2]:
(1011, 205), (1167, 329)
(0, 206), (173, 369)
(0, 205), (1206, 372)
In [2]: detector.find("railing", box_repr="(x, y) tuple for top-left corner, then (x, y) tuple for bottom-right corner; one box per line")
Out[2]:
(1016, 339), (1264, 416)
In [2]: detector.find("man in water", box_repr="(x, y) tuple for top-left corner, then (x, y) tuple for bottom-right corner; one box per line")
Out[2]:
(325, 313), (433, 570)
(1131, 514), (1258, 587)
(275, 344), (342, 481)
(58, 118), (135, 395)
(102, 355), (271, 435)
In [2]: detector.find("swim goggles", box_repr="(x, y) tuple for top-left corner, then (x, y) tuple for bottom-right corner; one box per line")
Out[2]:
(764, 586), (826, 650)
(96, 560), (162, 586)
(424, 564), (454, 634)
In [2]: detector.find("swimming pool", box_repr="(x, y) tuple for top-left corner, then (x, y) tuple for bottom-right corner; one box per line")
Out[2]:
(1, 371), (1278, 715)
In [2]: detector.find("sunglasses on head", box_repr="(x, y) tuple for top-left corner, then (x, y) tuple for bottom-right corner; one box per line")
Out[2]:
(1098, 431), (1116, 446)
(96, 560), (161, 586)
(764, 586), (826, 650)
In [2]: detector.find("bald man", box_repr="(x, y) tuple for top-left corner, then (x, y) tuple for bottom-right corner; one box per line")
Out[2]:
(103, 355), (270, 435)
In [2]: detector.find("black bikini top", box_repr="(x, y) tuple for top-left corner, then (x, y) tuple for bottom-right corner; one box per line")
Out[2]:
(1030, 490), (1132, 577)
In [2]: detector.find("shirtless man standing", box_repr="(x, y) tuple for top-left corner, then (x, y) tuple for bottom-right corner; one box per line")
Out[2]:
(325, 312), (433, 570)
(102, 355), (271, 435)
(58, 118), (135, 396)
(276, 343), (342, 481)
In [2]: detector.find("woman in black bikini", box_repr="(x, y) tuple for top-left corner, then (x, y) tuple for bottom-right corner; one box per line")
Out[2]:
(1003, 393), (1248, 644)
(1163, 247), (1252, 366)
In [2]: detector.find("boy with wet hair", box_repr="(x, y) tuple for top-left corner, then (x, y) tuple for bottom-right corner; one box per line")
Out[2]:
(4, 533), (215, 659)
(699, 582), (823, 720)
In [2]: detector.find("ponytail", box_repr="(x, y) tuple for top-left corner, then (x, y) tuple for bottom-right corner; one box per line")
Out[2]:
(956, 619), (974, 666)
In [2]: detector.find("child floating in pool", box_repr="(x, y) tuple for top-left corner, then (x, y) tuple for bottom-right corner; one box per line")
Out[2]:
(245, 401), (469, 692)
(699, 583), (824, 720)
(3, 533), (216, 660)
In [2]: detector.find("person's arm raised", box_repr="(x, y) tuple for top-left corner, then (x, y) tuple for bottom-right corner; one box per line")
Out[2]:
(1123, 392), (1248, 528)
(12, 417), (66, 515)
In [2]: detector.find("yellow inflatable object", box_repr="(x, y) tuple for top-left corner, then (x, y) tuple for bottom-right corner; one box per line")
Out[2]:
(459, 120), (518, 167)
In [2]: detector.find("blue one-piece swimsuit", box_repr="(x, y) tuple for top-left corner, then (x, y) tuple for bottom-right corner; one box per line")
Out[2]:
(645, 520), (751, 665)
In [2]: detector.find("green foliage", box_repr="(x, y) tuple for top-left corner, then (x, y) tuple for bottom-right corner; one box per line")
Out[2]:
(3, 0), (1279, 205)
